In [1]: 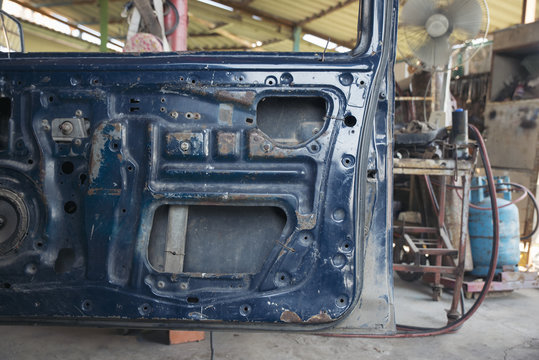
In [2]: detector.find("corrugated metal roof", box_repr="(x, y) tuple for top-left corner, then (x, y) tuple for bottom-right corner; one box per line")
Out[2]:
(4, 0), (537, 53)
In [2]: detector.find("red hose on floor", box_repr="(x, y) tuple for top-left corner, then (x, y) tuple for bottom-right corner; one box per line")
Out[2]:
(319, 125), (500, 338)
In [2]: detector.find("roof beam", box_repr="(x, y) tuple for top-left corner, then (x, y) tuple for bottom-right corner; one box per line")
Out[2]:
(33, 0), (124, 6)
(297, 0), (357, 26)
(209, 0), (356, 48)
(189, 13), (253, 48)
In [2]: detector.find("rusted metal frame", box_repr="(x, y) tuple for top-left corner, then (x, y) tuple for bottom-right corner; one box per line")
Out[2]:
(447, 172), (472, 321)
(437, 176), (446, 227)
(393, 226), (438, 234)
(297, 0), (357, 26)
(441, 272), (539, 293)
(393, 159), (473, 176)
(418, 248), (457, 256)
(392, 264), (457, 275)
(403, 233), (421, 266)
(423, 175), (440, 217)
(211, 0), (357, 49)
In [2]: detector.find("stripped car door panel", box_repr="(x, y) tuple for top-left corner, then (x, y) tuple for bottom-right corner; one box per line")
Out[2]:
(0, 0), (397, 333)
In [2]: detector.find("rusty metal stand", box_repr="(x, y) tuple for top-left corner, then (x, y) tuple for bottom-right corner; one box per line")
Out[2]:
(393, 154), (475, 322)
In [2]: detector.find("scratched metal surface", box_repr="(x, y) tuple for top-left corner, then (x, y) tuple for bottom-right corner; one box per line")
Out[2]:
(0, 0), (397, 333)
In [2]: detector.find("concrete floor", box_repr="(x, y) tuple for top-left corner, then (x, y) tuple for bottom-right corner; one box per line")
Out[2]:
(1, 276), (538, 360)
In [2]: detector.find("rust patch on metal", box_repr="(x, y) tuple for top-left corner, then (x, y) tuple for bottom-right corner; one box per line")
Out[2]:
(218, 104), (233, 126)
(215, 90), (256, 107)
(248, 130), (291, 159)
(87, 188), (122, 196)
(280, 310), (302, 323)
(217, 132), (237, 156)
(306, 312), (332, 323)
(296, 212), (317, 230)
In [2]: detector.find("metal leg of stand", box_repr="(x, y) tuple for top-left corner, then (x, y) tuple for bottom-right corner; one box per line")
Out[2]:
(447, 172), (471, 322)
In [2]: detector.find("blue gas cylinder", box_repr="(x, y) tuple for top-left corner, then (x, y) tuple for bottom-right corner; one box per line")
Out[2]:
(468, 176), (520, 276)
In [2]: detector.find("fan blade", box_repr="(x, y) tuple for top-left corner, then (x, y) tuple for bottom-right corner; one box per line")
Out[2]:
(400, 0), (435, 27)
(415, 35), (451, 68)
(446, 0), (484, 38)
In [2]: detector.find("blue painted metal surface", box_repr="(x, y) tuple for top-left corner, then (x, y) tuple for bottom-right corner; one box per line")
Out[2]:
(469, 176), (520, 276)
(0, 0), (398, 333)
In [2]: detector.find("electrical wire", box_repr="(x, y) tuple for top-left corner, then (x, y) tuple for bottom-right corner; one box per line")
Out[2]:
(210, 331), (214, 360)
(164, 0), (179, 36)
(319, 125), (499, 338)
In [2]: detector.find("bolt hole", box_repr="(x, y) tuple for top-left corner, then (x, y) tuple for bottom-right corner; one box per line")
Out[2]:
(48, 96), (54, 102)
(344, 244), (349, 248)
(344, 115), (357, 127)
(161, 98), (165, 103)
(122, 209), (126, 213)
(367, 169), (377, 179)
(79, 173), (87, 185)
(246, 117), (253, 124)
(280, 275), (285, 281)
(191, 79), (196, 84)
(127, 165), (133, 171)
(62, 161), (74, 174)
(36, 241), (43, 248)
(359, 80), (365, 86)
(82, 300), (92, 311)
(113, 143), (119, 149)
(187, 297), (199, 304)
(311, 144), (318, 151)
(27, 159), (34, 164)
(160, 107), (166, 112)
(64, 201), (77, 214)
(268, 80), (274, 85)
(93, 79), (99, 84)
(339, 298), (345, 303)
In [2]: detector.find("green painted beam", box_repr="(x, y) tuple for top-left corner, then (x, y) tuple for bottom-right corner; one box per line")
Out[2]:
(292, 26), (301, 52)
(99, 0), (108, 52)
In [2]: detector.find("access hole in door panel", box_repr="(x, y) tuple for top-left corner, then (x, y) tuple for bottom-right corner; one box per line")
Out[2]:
(148, 205), (287, 274)
(256, 97), (327, 145)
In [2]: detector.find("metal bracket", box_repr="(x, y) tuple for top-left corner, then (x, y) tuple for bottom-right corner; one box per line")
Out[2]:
(51, 118), (88, 142)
